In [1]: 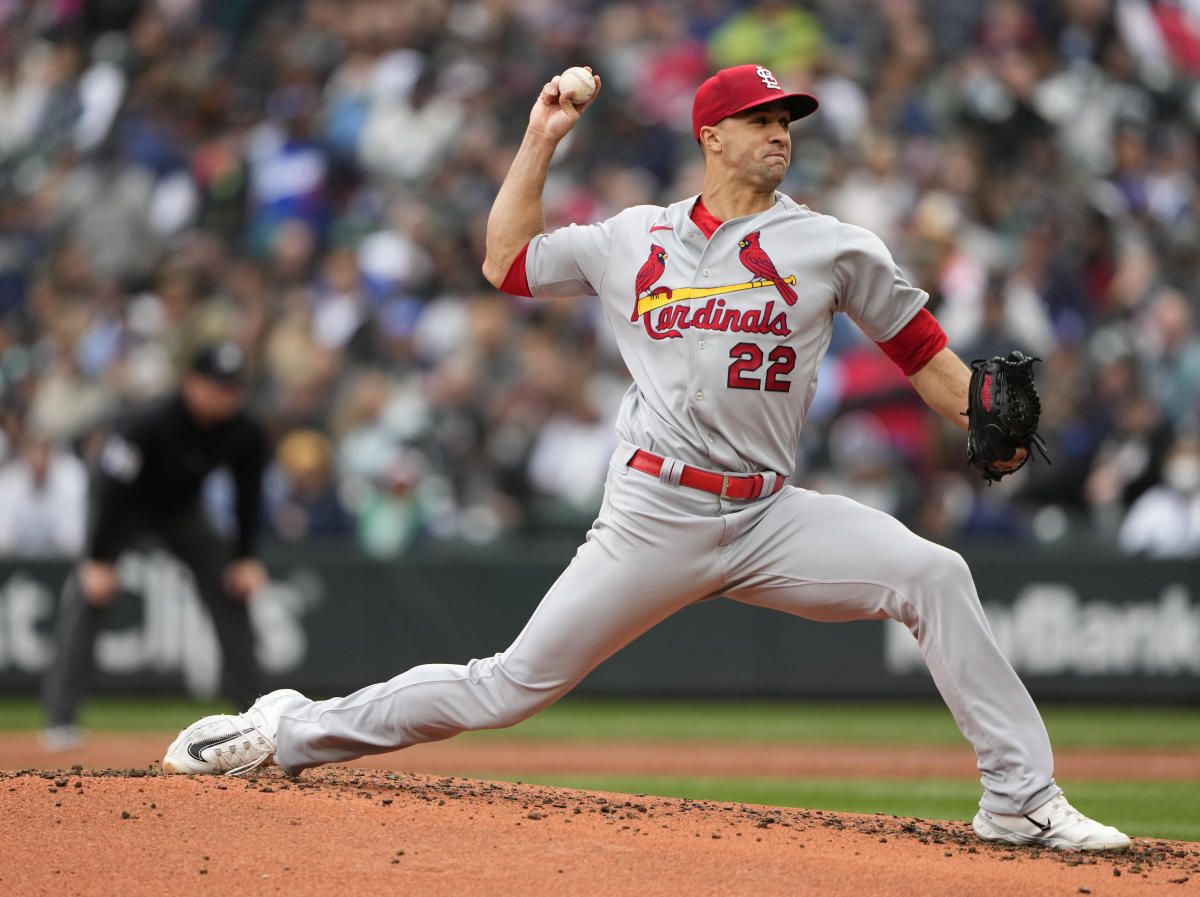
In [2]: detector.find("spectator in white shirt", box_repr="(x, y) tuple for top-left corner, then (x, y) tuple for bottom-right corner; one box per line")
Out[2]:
(0, 431), (88, 558)
(1118, 433), (1200, 558)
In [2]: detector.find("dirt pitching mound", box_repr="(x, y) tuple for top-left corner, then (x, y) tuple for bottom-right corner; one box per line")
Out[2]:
(2, 766), (1196, 897)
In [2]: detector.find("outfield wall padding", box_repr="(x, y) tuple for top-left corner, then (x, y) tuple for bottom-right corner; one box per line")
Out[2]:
(0, 543), (1195, 702)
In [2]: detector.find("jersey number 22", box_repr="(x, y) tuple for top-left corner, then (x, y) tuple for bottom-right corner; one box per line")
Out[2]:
(727, 341), (795, 392)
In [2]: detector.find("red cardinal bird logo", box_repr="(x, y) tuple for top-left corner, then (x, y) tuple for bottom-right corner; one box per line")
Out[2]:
(632, 244), (668, 320)
(737, 231), (797, 305)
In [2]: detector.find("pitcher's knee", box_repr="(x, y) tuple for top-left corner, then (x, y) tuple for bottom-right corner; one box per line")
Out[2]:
(893, 544), (979, 627)
(923, 546), (974, 592)
(466, 655), (567, 729)
(888, 531), (971, 588)
(480, 684), (560, 729)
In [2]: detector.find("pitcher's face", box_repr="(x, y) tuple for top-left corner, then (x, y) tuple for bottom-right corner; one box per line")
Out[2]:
(710, 99), (792, 191)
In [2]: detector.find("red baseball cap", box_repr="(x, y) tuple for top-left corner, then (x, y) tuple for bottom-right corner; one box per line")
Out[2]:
(692, 64), (818, 141)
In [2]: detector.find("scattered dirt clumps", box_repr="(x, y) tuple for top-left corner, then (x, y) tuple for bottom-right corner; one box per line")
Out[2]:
(1, 766), (1196, 897)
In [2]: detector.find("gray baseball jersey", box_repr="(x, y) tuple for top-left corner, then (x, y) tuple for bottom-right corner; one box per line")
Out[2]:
(525, 192), (926, 477)
(271, 193), (1059, 818)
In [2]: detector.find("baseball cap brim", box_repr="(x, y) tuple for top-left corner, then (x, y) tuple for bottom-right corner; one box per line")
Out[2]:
(691, 64), (820, 140)
(723, 92), (819, 127)
(189, 341), (248, 386)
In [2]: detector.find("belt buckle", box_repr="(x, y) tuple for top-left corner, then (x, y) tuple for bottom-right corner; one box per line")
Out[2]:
(720, 474), (731, 498)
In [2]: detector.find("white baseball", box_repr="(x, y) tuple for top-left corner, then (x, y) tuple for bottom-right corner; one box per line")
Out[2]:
(558, 66), (595, 104)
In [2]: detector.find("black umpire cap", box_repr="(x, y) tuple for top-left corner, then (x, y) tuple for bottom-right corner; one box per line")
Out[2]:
(189, 340), (248, 386)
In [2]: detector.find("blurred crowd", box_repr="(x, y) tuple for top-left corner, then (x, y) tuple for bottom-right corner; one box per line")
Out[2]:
(0, 0), (1198, 559)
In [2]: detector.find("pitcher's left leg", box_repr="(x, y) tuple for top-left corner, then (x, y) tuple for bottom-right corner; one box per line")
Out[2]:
(723, 487), (1056, 815)
(268, 459), (727, 774)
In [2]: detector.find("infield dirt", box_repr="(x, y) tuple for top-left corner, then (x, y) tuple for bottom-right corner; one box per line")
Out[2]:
(3, 735), (1199, 896)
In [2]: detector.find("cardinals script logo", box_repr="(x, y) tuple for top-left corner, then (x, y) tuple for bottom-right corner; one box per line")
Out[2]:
(632, 231), (797, 341)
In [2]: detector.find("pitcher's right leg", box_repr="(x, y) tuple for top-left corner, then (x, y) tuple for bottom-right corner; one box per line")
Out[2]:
(723, 488), (1057, 816)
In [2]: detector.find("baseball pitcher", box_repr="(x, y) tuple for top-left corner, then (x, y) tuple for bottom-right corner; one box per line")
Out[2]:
(163, 64), (1128, 852)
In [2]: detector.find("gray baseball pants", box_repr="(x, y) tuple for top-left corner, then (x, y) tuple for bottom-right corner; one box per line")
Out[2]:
(274, 445), (1058, 815)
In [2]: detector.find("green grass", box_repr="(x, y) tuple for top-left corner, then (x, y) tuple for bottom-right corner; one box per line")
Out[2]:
(2, 695), (1197, 748)
(3, 695), (1194, 841)
(452, 774), (1200, 842)
(0, 696), (230, 732)
(472, 699), (1200, 749)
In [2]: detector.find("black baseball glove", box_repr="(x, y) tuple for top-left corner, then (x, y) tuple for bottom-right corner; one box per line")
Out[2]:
(965, 351), (1050, 483)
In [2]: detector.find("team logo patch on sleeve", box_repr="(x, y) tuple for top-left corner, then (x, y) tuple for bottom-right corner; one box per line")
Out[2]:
(98, 434), (142, 482)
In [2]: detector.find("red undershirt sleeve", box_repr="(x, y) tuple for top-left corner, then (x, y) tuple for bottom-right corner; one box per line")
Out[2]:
(875, 308), (949, 376)
(498, 242), (533, 297)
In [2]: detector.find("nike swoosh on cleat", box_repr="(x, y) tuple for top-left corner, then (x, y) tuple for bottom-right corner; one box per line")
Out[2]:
(187, 728), (255, 762)
(1023, 814), (1052, 832)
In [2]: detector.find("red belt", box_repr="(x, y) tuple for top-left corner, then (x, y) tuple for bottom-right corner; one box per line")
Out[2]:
(627, 449), (785, 500)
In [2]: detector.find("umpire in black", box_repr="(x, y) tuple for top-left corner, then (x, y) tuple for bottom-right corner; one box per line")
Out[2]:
(42, 340), (268, 744)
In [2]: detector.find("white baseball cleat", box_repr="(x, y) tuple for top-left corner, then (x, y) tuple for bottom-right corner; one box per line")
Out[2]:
(162, 689), (305, 776)
(973, 793), (1130, 852)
